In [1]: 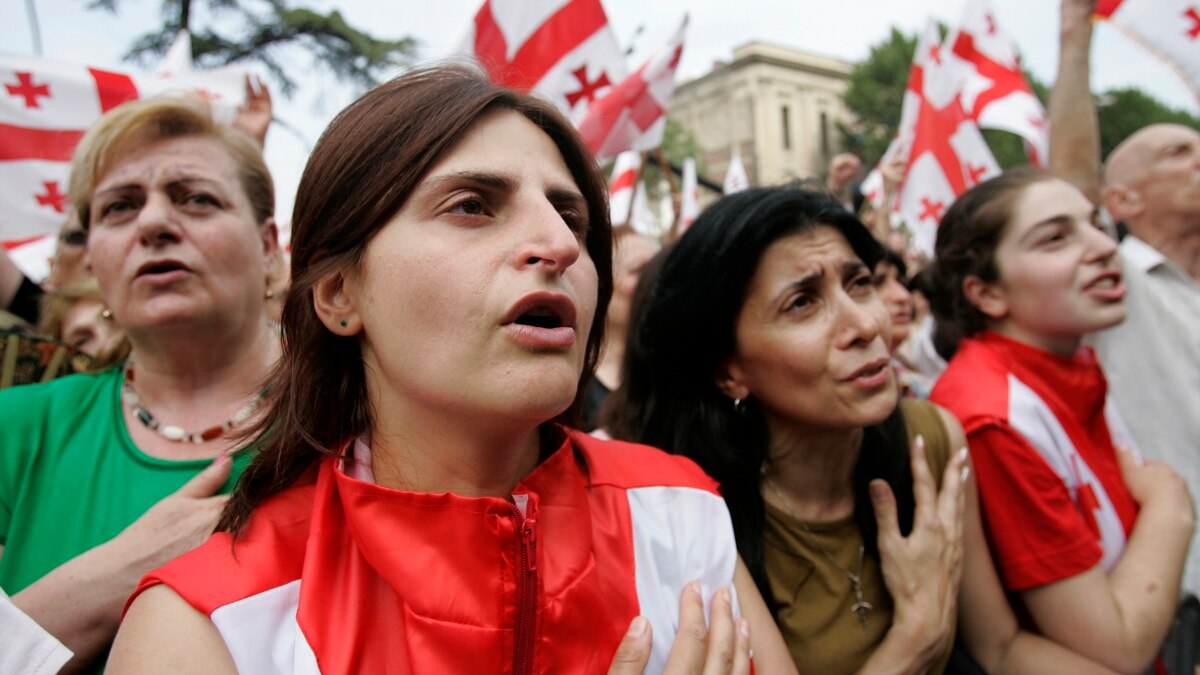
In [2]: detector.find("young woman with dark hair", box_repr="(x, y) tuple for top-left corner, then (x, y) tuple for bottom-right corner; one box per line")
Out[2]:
(107, 65), (790, 675)
(606, 186), (1120, 674)
(929, 170), (1193, 674)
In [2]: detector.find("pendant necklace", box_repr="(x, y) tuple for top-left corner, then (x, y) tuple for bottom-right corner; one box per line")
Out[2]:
(765, 476), (873, 631)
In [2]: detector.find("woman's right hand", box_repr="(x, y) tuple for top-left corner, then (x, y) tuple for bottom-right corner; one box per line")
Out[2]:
(607, 582), (751, 675)
(1116, 445), (1195, 532)
(868, 436), (969, 671)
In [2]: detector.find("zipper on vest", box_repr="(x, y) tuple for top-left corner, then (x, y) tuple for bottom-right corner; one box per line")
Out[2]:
(510, 499), (538, 675)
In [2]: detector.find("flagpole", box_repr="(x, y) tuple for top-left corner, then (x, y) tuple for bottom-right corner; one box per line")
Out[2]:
(24, 0), (43, 56)
(624, 152), (646, 232)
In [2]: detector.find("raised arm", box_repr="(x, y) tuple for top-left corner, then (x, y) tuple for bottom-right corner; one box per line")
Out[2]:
(11, 456), (231, 673)
(1048, 0), (1102, 204)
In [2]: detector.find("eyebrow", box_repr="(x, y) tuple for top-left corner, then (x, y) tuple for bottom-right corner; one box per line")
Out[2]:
(93, 176), (222, 198)
(421, 171), (586, 205)
(770, 260), (867, 305)
(1020, 207), (1100, 244)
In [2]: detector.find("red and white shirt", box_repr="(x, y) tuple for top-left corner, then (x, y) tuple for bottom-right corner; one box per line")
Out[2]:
(931, 331), (1138, 591)
(130, 428), (739, 674)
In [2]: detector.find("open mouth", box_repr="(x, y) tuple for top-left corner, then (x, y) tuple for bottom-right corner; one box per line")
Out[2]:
(514, 307), (566, 329)
(504, 293), (577, 330)
(136, 259), (191, 277)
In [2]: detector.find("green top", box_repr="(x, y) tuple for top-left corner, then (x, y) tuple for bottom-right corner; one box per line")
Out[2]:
(0, 366), (252, 594)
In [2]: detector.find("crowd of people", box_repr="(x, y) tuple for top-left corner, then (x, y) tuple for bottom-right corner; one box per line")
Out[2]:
(0, 0), (1197, 672)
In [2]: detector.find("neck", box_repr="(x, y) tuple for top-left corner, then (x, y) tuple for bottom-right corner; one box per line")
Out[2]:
(594, 331), (625, 390)
(762, 417), (861, 522)
(367, 393), (544, 498)
(990, 322), (1080, 357)
(1134, 219), (1200, 282)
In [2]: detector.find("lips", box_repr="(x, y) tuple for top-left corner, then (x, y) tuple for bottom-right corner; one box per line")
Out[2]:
(841, 356), (891, 387)
(1083, 268), (1126, 301)
(502, 292), (578, 350)
(135, 259), (193, 278)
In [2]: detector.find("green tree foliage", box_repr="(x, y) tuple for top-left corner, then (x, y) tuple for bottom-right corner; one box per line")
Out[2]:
(841, 26), (1199, 169)
(640, 117), (707, 201)
(85, 0), (417, 96)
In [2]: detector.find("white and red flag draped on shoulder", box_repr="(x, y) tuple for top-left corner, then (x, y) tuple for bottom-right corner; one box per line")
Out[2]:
(1095, 0), (1200, 104)
(0, 45), (246, 280)
(608, 149), (641, 227)
(946, 0), (1049, 165)
(462, 0), (627, 124)
(578, 16), (687, 163)
(896, 20), (1000, 257)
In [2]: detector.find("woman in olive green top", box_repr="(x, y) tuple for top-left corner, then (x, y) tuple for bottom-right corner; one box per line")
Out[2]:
(606, 188), (1118, 674)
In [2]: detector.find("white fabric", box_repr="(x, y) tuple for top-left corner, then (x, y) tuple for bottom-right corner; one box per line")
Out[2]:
(1102, 0), (1200, 102)
(210, 580), (319, 675)
(723, 150), (749, 194)
(608, 150), (641, 227)
(0, 586), (72, 675)
(627, 486), (740, 674)
(1088, 236), (1200, 592)
(679, 157), (700, 231)
(1006, 375), (1128, 571)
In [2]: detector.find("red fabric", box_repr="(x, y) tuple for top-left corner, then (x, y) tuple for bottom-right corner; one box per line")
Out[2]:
(931, 331), (1138, 591)
(132, 429), (719, 674)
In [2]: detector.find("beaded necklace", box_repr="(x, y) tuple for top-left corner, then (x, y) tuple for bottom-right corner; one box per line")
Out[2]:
(121, 360), (265, 444)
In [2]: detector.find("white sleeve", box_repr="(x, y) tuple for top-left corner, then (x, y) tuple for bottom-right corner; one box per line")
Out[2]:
(0, 585), (72, 675)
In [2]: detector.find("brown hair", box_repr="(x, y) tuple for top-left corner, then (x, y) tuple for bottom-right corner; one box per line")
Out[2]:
(37, 281), (130, 370)
(928, 168), (1053, 353)
(220, 64), (613, 533)
(68, 96), (273, 229)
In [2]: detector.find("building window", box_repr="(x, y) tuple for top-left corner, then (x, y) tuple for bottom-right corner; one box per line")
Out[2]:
(820, 111), (830, 158)
(781, 105), (791, 150)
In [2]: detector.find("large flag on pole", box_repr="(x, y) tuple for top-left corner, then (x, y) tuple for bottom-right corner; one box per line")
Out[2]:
(896, 20), (1000, 257)
(1095, 0), (1200, 105)
(462, 0), (627, 123)
(946, 0), (1049, 164)
(1, 47), (247, 280)
(577, 16), (687, 163)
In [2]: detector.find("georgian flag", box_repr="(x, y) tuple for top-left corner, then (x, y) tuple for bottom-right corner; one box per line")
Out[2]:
(946, 0), (1049, 164)
(0, 46), (246, 281)
(1095, 0), (1200, 103)
(578, 16), (687, 163)
(462, 0), (627, 124)
(895, 20), (999, 257)
(723, 149), (749, 195)
(608, 150), (641, 227)
(678, 157), (700, 232)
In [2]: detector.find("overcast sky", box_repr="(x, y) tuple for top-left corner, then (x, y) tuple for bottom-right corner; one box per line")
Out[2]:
(3, 0), (1196, 223)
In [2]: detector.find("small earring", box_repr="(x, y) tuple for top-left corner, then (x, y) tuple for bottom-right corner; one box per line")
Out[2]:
(264, 288), (275, 300)
(100, 307), (113, 321)
(732, 397), (747, 414)
(338, 319), (348, 328)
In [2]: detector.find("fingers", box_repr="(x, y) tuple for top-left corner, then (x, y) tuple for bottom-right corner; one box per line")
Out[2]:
(936, 447), (969, 531)
(606, 617), (652, 675)
(909, 435), (937, 523)
(870, 479), (900, 542)
(664, 581), (708, 673)
(174, 454), (232, 498)
(701, 588), (736, 675)
(731, 619), (751, 675)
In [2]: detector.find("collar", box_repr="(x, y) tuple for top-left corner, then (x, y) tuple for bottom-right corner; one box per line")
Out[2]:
(1120, 235), (1172, 274)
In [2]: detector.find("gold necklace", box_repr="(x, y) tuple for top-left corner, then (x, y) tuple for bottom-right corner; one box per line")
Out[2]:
(764, 476), (873, 631)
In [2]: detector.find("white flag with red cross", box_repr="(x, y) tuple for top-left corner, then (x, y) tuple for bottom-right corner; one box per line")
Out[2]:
(723, 149), (749, 195)
(1095, 0), (1200, 104)
(678, 156), (700, 231)
(946, 0), (1049, 165)
(462, 0), (628, 124)
(0, 51), (246, 281)
(608, 149), (641, 227)
(578, 16), (687, 163)
(896, 20), (1000, 258)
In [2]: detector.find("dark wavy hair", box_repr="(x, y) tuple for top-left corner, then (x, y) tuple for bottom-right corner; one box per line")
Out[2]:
(605, 187), (914, 603)
(219, 64), (613, 533)
(928, 168), (1052, 357)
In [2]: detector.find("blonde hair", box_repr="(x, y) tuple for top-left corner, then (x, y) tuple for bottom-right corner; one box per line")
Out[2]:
(68, 96), (273, 230)
(37, 280), (130, 370)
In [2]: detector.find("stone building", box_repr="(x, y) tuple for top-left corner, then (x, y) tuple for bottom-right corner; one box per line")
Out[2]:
(670, 42), (854, 191)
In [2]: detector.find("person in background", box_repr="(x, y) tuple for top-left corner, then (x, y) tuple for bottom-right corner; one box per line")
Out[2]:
(109, 65), (792, 675)
(826, 152), (864, 213)
(929, 170), (1193, 675)
(37, 281), (128, 367)
(0, 94), (279, 673)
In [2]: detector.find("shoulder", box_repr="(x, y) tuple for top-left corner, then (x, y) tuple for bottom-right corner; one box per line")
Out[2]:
(136, 480), (317, 617)
(899, 399), (965, 485)
(0, 368), (116, 418)
(569, 429), (720, 495)
(930, 338), (1012, 431)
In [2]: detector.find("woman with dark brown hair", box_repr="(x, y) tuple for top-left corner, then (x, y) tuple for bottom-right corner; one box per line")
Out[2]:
(108, 65), (790, 675)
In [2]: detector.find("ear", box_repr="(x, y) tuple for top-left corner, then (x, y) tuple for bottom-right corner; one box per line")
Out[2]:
(259, 217), (279, 269)
(313, 265), (362, 336)
(1101, 184), (1144, 223)
(714, 356), (752, 402)
(962, 274), (1008, 321)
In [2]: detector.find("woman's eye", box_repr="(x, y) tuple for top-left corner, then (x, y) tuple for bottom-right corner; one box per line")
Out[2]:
(559, 209), (589, 236)
(451, 198), (486, 216)
(850, 274), (874, 292)
(182, 193), (220, 209)
(786, 294), (814, 311)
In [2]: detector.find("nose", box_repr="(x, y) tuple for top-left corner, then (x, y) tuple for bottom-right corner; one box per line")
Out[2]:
(1082, 221), (1118, 264)
(516, 198), (583, 274)
(135, 193), (182, 248)
(834, 291), (885, 351)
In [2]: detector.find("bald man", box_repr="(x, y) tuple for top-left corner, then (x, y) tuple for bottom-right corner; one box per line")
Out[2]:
(1049, 0), (1200, 595)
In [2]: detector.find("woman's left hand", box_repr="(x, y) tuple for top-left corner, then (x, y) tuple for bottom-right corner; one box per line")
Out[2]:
(868, 436), (969, 670)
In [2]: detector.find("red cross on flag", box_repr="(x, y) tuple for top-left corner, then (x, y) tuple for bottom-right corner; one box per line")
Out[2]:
(1095, 0), (1200, 103)
(896, 21), (1000, 257)
(578, 16), (687, 163)
(608, 150), (641, 226)
(462, 0), (628, 124)
(0, 48), (247, 280)
(946, 0), (1049, 165)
